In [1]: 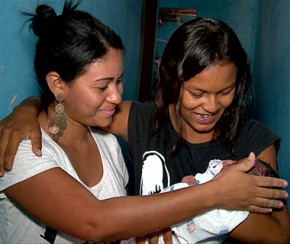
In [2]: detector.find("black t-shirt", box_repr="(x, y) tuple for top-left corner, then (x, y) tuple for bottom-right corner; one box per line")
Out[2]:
(128, 101), (280, 195)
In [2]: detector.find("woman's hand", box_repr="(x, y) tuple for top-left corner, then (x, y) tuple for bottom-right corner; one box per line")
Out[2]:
(136, 228), (173, 244)
(211, 155), (288, 213)
(0, 97), (42, 175)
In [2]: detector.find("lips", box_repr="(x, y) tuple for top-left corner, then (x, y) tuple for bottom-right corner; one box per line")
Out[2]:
(100, 108), (115, 116)
(195, 113), (217, 124)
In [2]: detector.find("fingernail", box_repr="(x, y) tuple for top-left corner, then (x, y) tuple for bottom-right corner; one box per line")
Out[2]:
(279, 201), (284, 208)
(4, 167), (11, 172)
(37, 149), (42, 157)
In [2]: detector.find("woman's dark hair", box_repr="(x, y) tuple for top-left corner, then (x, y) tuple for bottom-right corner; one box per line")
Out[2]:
(25, 0), (124, 109)
(153, 17), (251, 155)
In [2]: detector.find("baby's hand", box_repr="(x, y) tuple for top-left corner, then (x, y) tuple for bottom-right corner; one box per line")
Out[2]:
(181, 175), (196, 185)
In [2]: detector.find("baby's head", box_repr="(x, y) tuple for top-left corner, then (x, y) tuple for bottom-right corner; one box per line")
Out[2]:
(247, 159), (279, 178)
(223, 152), (279, 178)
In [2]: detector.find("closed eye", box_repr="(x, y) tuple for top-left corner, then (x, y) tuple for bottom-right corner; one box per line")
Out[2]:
(188, 90), (204, 98)
(220, 86), (235, 96)
(116, 77), (123, 85)
(98, 84), (109, 92)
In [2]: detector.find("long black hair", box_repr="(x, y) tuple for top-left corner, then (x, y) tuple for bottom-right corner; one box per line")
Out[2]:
(153, 17), (251, 155)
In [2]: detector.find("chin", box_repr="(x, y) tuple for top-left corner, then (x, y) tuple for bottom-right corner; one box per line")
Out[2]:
(89, 118), (112, 128)
(193, 124), (216, 134)
(100, 119), (113, 128)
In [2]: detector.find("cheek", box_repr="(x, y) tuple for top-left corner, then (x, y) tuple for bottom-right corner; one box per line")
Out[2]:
(219, 94), (235, 108)
(66, 90), (101, 112)
(80, 95), (103, 110)
(118, 82), (124, 96)
(180, 93), (200, 110)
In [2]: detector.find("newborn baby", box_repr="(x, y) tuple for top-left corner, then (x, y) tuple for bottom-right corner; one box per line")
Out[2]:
(153, 153), (279, 244)
(183, 153), (278, 185)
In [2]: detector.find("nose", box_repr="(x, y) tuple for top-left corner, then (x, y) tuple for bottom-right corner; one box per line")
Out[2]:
(202, 94), (220, 113)
(106, 84), (123, 105)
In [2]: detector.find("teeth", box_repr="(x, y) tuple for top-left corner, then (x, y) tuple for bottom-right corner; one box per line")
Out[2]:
(197, 114), (211, 118)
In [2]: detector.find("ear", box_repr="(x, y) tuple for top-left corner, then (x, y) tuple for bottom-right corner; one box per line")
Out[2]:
(46, 71), (64, 97)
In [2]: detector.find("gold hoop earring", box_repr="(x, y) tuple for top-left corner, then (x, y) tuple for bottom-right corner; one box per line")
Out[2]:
(49, 94), (67, 141)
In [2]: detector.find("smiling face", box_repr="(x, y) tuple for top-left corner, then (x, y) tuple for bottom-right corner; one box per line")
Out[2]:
(61, 48), (124, 128)
(178, 61), (237, 143)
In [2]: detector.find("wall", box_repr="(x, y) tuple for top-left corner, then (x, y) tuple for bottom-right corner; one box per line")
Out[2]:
(0, 0), (142, 120)
(157, 0), (259, 65)
(253, 0), (290, 195)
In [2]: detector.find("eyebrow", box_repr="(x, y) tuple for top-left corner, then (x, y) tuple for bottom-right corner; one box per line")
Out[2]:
(94, 71), (125, 83)
(221, 85), (236, 92)
(220, 85), (235, 92)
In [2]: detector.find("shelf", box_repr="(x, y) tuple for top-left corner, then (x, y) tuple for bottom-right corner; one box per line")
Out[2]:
(159, 8), (197, 24)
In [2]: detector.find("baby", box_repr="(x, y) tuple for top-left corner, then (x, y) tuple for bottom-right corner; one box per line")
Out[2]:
(183, 153), (278, 185)
(154, 153), (279, 244)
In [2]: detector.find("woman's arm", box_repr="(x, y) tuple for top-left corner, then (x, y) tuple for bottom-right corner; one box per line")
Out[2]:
(0, 97), (42, 174)
(4, 160), (288, 242)
(0, 99), (132, 175)
(229, 207), (290, 244)
(228, 145), (290, 243)
(0, 99), (289, 215)
(104, 100), (132, 141)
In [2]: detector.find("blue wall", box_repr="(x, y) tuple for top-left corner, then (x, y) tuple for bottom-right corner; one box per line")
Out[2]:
(0, 0), (142, 120)
(253, 0), (290, 195)
(157, 0), (259, 65)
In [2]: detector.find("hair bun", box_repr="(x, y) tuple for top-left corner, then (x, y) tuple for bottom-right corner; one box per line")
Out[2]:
(31, 5), (57, 37)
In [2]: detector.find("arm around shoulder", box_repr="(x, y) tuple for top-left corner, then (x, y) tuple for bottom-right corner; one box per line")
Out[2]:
(0, 96), (42, 174)
(104, 100), (132, 141)
(3, 160), (289, 242)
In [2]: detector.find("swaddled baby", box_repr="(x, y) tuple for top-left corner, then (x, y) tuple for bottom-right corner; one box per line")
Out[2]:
(151, 153), (279, 244)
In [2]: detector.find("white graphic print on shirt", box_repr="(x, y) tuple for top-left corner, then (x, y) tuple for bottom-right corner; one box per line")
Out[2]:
(140, 151), (170, 195)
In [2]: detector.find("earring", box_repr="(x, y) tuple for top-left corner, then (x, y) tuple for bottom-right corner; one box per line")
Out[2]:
(49, 94), (67, 141)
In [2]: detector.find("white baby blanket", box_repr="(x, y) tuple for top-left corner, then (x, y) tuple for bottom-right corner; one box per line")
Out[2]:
(156, 159), (249, 244)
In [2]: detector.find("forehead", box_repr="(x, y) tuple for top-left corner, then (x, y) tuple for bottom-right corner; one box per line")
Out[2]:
(183, 62), (237, 91)
(84, 48), (124, 77)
